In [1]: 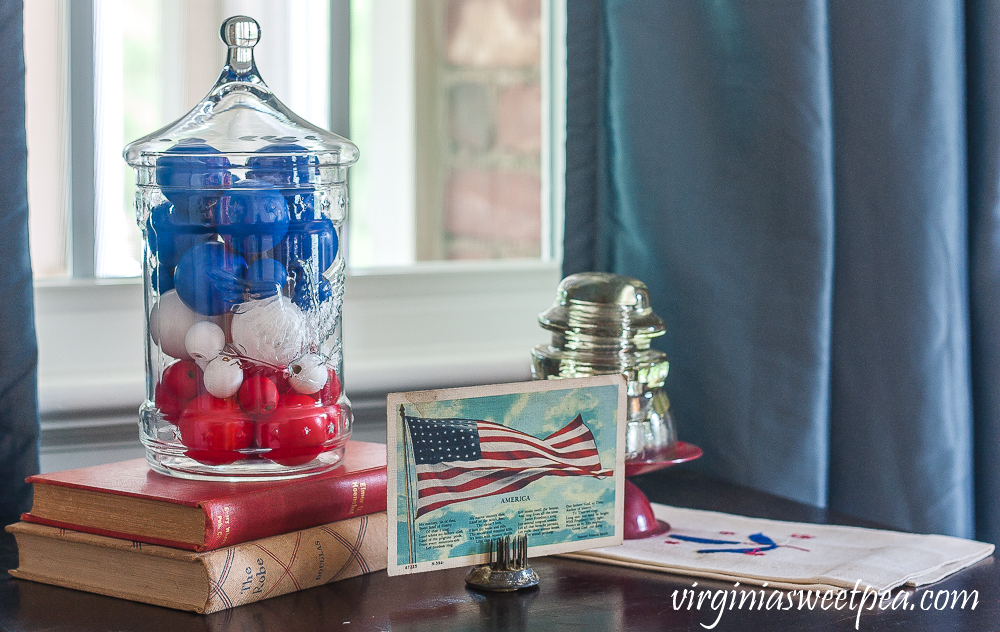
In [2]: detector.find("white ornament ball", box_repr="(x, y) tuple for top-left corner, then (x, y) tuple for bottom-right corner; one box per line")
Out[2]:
(231, 297), (307, 367)
(288, 354), (329, 394)
(149, 290), (202, 360)
(203, 355), (244, 399)
(185, 321), (226, 363)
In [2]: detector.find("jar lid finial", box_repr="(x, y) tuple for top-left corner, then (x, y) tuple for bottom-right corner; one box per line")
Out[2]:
(220, 15), (260, 76)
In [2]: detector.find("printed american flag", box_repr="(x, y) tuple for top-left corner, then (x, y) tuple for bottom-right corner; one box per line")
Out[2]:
(404, 413), (610, 517)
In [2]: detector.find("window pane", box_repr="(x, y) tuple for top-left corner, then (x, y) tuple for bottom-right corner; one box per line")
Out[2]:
(348, 0), (544, 268)
(431, 0), (542, 261)
(347, 0), (416, 267)
(24, 0), (69, 280)
(94, 0), (134, 278)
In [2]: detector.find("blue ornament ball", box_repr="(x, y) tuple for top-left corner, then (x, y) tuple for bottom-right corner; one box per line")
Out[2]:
(155, 141), (232, 210)
(246, 143), (317, 192)
(247, 144), (319, 222)
(151, 263), (174, 293)
(243, 257), (287, 298)
(147, 202), (212, 269)
(275, 219), (339, 274)
(286, 191), (318, 221)
(216, 180), (291, 255)
(292, 274), (333, 311)
(173, 241), (248, 316)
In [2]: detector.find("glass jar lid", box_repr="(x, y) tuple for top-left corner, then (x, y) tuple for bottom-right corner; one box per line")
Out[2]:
(123, 16), (358, 176)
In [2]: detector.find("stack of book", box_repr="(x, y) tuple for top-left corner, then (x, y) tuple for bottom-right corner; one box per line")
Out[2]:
(5, 440), (388, 614)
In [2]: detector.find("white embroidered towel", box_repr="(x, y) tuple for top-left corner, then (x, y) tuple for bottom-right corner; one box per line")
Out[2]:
(561, 504), (994, 593)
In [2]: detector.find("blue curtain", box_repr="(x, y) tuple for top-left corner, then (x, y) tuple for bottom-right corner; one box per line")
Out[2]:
(565, 0), (1000, 542)
(0, 0), (39, 527)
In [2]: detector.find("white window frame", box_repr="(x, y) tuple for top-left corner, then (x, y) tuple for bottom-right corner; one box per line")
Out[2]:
(34, 0), (567, 417)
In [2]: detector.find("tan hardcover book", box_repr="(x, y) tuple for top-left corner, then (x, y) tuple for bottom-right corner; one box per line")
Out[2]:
(6, 512), (387, 614)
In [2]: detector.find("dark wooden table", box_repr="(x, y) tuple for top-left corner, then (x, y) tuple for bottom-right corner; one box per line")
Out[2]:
(1, 468), (996, 631)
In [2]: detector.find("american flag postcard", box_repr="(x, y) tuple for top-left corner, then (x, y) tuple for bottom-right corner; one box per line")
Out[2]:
(386, 375), (626, 576)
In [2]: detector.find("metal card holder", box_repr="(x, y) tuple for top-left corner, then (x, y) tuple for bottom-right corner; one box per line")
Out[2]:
(465, 535), (539, 592)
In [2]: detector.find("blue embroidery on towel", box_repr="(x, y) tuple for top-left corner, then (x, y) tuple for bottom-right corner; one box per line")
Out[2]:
(670, 532), (779, 555)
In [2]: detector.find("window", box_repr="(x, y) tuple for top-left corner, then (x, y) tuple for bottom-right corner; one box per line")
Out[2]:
(349, 0), (557, 266)
(25, 0), (565, 422)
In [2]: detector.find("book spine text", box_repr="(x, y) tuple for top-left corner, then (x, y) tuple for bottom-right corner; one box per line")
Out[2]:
(202, 513), (387, 613)
(201, 467), (387, 550)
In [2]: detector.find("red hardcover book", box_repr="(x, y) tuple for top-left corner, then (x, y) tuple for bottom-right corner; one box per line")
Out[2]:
(21, 440), (386, 551)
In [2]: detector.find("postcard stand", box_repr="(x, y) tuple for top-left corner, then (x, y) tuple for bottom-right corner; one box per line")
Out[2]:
(465, 535), (539, 592)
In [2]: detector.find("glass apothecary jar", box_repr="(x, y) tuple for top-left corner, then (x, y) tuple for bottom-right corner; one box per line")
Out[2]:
(124, 16), (358, 480)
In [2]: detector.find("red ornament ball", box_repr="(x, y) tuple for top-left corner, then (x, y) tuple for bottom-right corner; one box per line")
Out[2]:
(238, 374), (280, 418)
(161, 359), (202, 402)
(317, 367), (342, 404)
(244, 363), (292, 394)
(324, 403), (343, 439)
(280, 393), (320, 408)
(154, 383), (185, 423)
(257, 394), (328, 466)
(178, 393), (254, 465)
